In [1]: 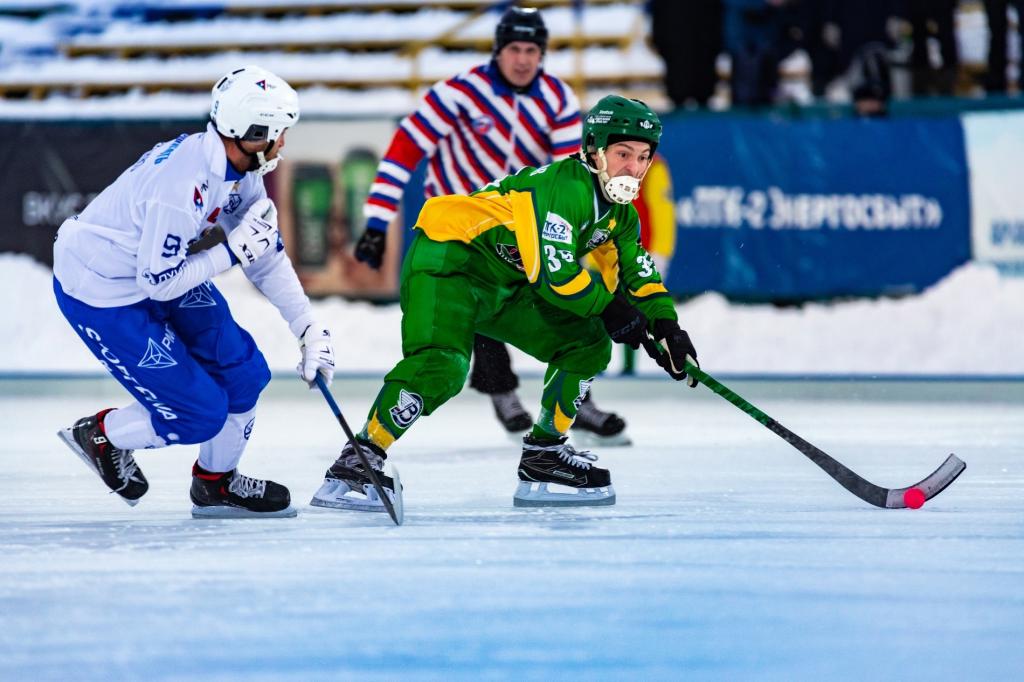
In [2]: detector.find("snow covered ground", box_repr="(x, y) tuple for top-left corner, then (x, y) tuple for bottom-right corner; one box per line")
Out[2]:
(5, 253), (1023, 377)
(0, 376), (1021, 680)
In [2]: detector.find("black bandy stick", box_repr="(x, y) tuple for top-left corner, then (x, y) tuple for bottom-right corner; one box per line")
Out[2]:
(315, 374), (402, 525)
(685, 360), (965, 509)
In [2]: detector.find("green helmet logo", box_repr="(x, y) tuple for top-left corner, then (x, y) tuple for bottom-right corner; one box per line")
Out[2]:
(583, 95), (662, 155)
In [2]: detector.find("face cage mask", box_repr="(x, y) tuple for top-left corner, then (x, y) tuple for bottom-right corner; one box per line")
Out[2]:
(586, 148), (649, 204)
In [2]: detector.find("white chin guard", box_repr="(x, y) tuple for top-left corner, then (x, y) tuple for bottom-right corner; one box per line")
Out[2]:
(253, 151), (281, 177)
(601, 174), (641, 204)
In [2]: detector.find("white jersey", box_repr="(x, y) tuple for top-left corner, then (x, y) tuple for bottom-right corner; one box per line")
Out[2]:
(53, 123), (314, 337)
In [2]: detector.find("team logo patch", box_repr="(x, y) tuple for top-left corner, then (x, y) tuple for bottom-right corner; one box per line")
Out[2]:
(244, 418), (254, 440)
(138, 338), (178, 369)
(573, 378), (594, 411)
(179, 284), (217, 308)
(223, 193), (243, 215)
(586, 228), (611, 250)
(495, 243), (525, 272)
(471, 116), (494, 134)
(389, 389), (423, 428)
(193, 187), (204, 212)
(542, 212), (573, 244)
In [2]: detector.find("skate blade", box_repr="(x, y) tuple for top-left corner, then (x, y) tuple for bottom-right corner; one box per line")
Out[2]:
(191, 504), (298, 519)
(513, 481), (616, 508)
(57, 428), (140, 507)
(309, 477), (395, 513)
(570, 430), (632, 448)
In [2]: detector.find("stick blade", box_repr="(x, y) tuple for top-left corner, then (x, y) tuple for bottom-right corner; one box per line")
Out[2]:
(885, 454), (966, 508)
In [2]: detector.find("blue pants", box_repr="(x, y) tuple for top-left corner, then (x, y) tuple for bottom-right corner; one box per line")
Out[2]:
(53, 277), (271, 445)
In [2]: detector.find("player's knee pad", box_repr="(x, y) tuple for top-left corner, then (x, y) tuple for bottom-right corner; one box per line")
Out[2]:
(555, 334), (612, 378)
(427, 349), (470, 408)
(169, 391), (229, 445)
(222, 350), (271, 413)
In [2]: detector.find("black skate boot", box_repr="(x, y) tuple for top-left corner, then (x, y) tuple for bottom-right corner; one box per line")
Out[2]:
(514, 433), (615, 507)
(570, 393), (631, 447)
(490, 390), (533, 435)
(190, 462), (296, 518)
(309, 438), (400, 512)
(57, 408), (148, 505)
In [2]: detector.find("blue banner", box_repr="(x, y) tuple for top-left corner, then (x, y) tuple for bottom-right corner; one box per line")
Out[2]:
(659, 115), (972, 301)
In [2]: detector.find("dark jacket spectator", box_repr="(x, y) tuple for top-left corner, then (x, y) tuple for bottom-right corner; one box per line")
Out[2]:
(983, 0), (1024, 93)
(649, 0), (722, 108)
(722, 0), (791, 106)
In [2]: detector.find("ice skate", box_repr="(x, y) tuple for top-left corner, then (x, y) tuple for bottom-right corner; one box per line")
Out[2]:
(190, 462), (296, 518)
(514, 434), (615, 507)
(570, 394), (631, 447)
(310, 438), (402, 513)
(491, 390), (533, 436)
(57, 409), (148, 505)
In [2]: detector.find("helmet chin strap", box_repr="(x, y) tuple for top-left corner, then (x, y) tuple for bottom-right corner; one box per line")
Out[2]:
(233, 138), (281, 177)
(586, 148), (647, 204)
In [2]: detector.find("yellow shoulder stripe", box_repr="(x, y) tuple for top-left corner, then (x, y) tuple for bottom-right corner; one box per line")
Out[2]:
(509, 190), (541, 283)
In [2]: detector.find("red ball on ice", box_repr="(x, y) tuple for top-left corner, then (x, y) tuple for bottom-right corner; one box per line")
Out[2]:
(903, 488), (926, 509)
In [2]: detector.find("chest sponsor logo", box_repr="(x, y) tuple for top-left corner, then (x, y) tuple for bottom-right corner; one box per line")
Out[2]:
(542, 212), (573, 244)
(471, 116), (494, 134)
(496, 243), (525, 272)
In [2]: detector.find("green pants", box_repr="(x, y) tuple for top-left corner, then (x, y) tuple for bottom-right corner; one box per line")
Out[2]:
(360, 235), (611, 449)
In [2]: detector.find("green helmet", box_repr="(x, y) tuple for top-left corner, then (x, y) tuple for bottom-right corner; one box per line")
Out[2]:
(582, 95), (662, 155)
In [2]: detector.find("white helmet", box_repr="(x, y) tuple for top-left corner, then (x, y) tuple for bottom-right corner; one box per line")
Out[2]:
(210, 65), (299, 176)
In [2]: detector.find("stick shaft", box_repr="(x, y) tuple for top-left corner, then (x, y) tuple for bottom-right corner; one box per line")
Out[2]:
(314, 375), (400, 524)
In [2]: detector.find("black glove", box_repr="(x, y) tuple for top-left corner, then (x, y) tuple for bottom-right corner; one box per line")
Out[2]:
(653, 319), (699, 387)
(354, 228), (387, 269)
(599, 294), (650, 349)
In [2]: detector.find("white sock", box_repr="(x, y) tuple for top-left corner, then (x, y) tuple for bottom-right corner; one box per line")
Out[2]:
(198, 407), (256, 473)
(104, 402), (166, 449)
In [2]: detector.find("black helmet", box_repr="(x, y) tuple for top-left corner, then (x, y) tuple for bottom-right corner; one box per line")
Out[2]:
(494, 7), (548, 54)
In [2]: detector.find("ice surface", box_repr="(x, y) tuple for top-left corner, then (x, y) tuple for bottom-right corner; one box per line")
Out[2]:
(1, 377), (1021, 680)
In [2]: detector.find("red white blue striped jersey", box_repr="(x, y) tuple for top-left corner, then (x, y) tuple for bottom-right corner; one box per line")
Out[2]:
(363, 61), (582, 232)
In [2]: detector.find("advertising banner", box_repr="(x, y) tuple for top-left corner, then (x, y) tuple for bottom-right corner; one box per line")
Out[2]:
(658, 115), (972, 301)
(0, 120), (203, 267)
(962, 110), (1024, 274)
(0, 118), (401, 299)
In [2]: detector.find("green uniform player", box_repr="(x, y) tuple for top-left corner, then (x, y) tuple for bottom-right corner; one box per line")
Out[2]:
(311, 96), (700, 510)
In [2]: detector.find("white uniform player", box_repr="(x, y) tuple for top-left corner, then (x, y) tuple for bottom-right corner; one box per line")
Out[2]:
(53, 66), (334, 517)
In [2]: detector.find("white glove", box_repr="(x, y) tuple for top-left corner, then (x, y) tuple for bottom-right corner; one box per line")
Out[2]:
(227, 198), (279, 267)
(298, 324), (335, 387)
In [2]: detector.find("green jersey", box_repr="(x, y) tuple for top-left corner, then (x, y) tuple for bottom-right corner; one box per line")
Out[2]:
(413, 157), (676, 324)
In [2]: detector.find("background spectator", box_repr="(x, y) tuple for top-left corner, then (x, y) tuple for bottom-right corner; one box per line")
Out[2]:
(850, 42), (893, 117)
(983, 0), (1024, 93)
(649, 0), (722, 108)
(722, 0), (794, 107)
(906, 0), (959, 96)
